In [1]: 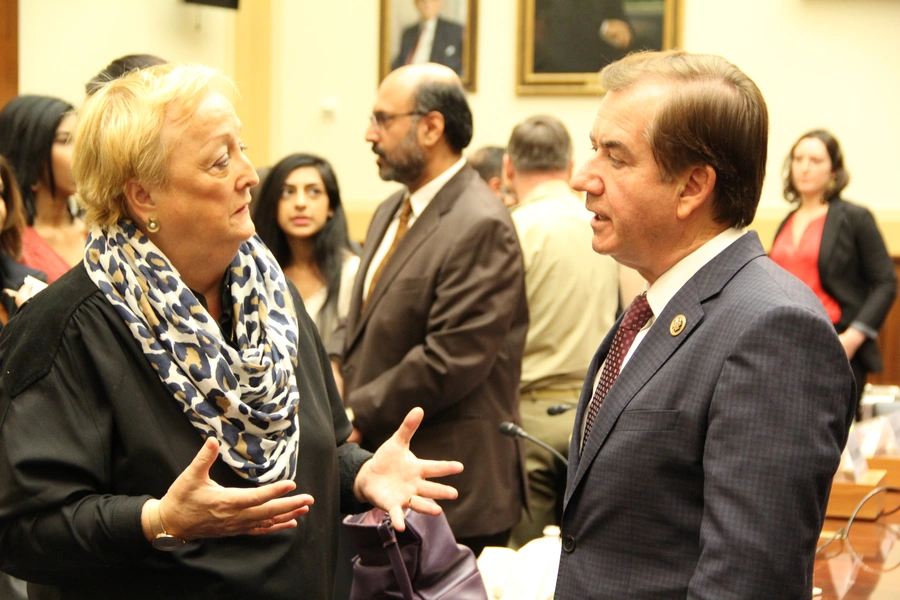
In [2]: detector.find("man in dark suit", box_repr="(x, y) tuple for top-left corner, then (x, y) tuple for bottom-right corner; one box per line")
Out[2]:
(533, 0), (634, 73)
(555, 50), (855, 599)
(332, 63), (528, 557)
(391, 0), (464, 75)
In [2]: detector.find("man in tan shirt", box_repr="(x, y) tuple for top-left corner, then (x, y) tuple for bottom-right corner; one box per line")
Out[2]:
(505, 115), (619, 548)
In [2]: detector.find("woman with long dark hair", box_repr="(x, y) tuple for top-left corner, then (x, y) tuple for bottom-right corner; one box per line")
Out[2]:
(0, 95), (84, 282)
(0, 154), (47, 327)
(253, 153), (359, 346)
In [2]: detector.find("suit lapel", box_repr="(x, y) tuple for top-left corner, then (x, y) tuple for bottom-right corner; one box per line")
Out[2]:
(346, 166), (474, 350)
(818, 200), (843, 282)
(345, 191), (404, 348)
(564, 232), (768, 507)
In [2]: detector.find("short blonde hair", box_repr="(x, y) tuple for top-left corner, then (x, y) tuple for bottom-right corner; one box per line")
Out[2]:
(73, 63), (234, 226)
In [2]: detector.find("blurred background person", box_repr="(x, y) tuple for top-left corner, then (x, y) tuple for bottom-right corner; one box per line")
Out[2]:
(770, 130), (897, 419)
(253, 153), (360, 348)
(0, 63), (461, 600)
(469, 144), (516, 207)
(0, 95), (83, 282)
(85, 53), (167, 96)
(0, 154), (47, 328)
(0, 153), (47, 600)
(502, 115), (618, 549)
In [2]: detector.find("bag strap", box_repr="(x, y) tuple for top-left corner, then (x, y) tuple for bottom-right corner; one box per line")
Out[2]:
(377, 515), (415, 600)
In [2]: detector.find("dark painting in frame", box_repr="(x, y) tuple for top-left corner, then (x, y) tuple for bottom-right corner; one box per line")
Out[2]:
(380, 0), (478, 91)
(517, 0), (681, 95)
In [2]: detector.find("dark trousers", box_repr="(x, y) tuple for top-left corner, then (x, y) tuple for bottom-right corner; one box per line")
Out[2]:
(457, 529), (511, 559)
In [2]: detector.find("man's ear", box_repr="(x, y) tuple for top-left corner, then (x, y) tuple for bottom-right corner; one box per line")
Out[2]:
(675, 164), (716, 221)
(123, 178), (156, 223)
(418, 111), (445, 148)
(503, 153), (515, 183)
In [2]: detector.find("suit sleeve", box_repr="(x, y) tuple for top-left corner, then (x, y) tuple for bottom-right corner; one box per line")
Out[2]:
(348, 214), (525, 442)
(391, 26), (414, 71)
(286, 282), (372, 514)
(847, 207), (897, 336)
(688, 305), (853, 598)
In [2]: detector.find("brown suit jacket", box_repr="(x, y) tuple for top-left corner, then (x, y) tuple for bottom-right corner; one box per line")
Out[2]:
(340, 164), (528, 538)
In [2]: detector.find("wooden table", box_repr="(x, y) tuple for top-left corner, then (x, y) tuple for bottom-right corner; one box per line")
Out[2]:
(814, 491), (900, 599)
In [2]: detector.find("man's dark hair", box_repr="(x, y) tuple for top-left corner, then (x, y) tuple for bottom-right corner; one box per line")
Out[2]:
(0, 95), (75, 223)
(506, 115), (572, 173)
(600, 50), (768, 229)
(85, 54), (167, 96)
(413, 79), (473, 153)
(469, 146), (504, 182)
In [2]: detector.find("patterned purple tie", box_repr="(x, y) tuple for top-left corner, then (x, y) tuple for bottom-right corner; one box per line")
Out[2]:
(581, 293), (653, 450)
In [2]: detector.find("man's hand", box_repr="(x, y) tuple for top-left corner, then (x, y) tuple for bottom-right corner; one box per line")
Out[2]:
(600, 19), (633, 49)
(352, 408), (464, 531)
(838, 327), (867, 360)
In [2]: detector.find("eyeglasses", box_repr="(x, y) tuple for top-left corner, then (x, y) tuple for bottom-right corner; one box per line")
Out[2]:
(369, 111), (427, 129)
(816, 485), (900, 574)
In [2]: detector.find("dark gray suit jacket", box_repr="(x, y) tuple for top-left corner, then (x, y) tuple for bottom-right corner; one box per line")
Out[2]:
(556, 232), (854, 599)
(339, 164), (528, 539)
(775, 197), (897, 373)
(391, 18), (464, 75)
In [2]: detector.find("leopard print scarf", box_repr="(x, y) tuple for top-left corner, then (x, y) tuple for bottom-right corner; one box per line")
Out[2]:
(84, 220), (300, 484)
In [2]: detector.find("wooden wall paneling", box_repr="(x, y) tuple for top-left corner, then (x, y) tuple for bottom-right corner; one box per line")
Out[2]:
(0, 0), (18, 108)
(869, 257), (900, 387)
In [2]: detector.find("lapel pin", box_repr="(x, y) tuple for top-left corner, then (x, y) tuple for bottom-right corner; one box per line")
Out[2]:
(670, 315), (686, 336)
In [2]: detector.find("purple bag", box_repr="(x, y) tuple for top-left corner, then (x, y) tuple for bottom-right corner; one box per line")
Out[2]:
(342, 507), (488, 600)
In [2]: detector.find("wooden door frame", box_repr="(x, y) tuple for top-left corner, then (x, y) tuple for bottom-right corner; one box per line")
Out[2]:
(0, 0), (17, 108)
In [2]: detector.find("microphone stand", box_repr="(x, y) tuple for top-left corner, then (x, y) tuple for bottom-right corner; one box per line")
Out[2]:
(499, 422), (568, 467)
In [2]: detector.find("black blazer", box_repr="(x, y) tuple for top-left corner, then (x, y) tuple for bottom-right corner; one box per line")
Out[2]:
(0, 253), (46, 330)
(774, 197), (897, 372)
(391, 18), (464, 75)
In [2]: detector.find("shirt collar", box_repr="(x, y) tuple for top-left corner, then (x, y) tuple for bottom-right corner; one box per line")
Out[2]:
(407, 157), (466, 218)
(513, 179), (577, 210)
(645, 228), (746, 320)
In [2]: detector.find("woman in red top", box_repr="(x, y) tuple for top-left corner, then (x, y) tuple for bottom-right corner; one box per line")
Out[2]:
(0, 95), (86, 282)
(771, 130), (896, 418)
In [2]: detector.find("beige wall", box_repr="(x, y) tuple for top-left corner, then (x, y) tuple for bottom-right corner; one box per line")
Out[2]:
(17, 0), (900, 250)
(18, 0), (235, 103)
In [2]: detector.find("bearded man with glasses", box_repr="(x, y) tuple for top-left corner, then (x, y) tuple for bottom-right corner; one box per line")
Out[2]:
(328, 63), (528, 558)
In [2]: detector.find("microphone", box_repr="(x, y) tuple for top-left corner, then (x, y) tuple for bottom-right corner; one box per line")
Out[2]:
(547, 403), (577, 415)
(499, 422), (568, 467)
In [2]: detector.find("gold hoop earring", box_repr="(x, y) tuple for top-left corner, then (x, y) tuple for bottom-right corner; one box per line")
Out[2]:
(147, 218), (160, 233)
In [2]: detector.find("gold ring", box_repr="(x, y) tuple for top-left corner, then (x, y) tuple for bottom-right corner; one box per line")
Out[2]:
(408, 496), (414, 510)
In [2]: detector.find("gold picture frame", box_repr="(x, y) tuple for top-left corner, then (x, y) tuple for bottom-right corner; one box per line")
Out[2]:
(379, 0), (478, 91)
(517, 0), (682, 96)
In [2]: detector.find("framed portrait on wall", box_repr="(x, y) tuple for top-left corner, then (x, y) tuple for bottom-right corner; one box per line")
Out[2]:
(517, 0), (681, 95)
(379, 0), (478, 91)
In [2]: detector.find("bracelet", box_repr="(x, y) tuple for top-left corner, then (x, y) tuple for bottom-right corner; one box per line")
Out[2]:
(149, 498), (186, 551)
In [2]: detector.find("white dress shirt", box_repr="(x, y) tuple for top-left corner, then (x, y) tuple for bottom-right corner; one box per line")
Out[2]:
(362, 157), (467, 301)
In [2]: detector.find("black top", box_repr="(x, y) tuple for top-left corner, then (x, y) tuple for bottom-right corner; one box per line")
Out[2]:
(774, 197), (897, 372)
(0, 264), (371, 600)
(0, 252), (46, 331)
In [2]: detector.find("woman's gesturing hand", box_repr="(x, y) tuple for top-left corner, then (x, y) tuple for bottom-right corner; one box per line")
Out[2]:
(352, 407), (464, 532)
(141, 438), (315, 543)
